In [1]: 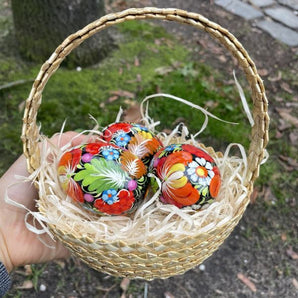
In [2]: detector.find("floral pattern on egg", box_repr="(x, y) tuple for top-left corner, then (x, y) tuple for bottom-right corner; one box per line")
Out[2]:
(58, 141), (149, 215)
(102, 122), (163, 167)
(150, 144), (221, 210)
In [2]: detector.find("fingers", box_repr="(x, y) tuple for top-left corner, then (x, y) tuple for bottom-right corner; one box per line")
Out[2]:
(0, 155), (38, 209)
(50, 131), (99, 149)
(45, 239), (71, 262)
(50, 131), (84, 148)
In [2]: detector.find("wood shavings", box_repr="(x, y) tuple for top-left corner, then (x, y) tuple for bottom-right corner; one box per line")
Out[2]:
(29, 128), (249, 245)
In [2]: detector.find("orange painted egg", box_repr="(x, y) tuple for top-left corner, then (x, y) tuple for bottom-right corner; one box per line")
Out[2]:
(102, 122), (163, 167)
(150, 144), (221, 209)
(58, 141), (149, 215)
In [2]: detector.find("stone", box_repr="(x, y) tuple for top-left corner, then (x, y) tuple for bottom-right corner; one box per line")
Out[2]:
(249, 0), (275, 7)
(215, 0), (263, 20)
(257, 20), (298, 46)
(265, 7), (298, 29)
(278, 0), (298, 10)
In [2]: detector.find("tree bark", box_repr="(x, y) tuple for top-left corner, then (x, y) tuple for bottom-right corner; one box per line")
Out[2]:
(11, 0), (114, 67)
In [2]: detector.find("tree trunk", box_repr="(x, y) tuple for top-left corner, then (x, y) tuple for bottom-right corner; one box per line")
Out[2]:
(11, 0), (114, 67)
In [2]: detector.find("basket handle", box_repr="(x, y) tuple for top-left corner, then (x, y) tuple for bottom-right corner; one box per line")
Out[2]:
(21, 7), (269, 188)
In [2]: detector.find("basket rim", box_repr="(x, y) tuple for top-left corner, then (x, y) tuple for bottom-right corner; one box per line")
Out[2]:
(21, 7), (269, 189)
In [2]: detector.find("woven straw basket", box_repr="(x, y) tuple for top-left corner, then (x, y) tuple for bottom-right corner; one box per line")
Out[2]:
(21, 7), (269, 280)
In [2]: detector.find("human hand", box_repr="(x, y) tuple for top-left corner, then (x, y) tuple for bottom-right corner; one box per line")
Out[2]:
(0, 131), (85, 272)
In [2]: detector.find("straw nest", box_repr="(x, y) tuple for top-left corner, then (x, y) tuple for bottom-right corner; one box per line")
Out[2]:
(33, 123), (251, 280)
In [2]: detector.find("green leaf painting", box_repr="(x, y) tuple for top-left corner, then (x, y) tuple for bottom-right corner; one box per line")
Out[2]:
(74, 158), (128, 194)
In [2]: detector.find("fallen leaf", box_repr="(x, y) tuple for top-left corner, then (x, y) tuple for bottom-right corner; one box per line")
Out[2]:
(268, 71), (282, 82)
(278, 119), (292, 131)
(215, 8), (231, 18)
(278, 159), (294, 171)
(134, 56), (140, 67)
(96, 284), (116, 291)
(208, 40), (222, 54)
(110, 90), (135, 99)
(171, 61), (182, 68)
(289, 198), (296, 207)
(276, 108), (298, 128)
(120, 278), (130, 292)
(108, 95), (119, 103)
(204, 100), (219, 109)
(218, 55), (227, 63)
(293, 278), (298, 290)
(14, 265), (32, 277)
(285, 102), (298, 108)
(123, 99), (135, 106)
(155, 85), (161, 93)
(136, 74), (142, 82)
(24, 265), (32, 275)
(275, 265), (283, 275)
(126, 74), (142, 84)
(54, 260), (66, 269)
(108, 0), (127, 10)
(280, 82), (293, 94)
(279, 155), (298, 169)
(155, 66), (174, 75)
(264, 187), (276, 203)
(275, 130), (283, 139)
(237, 273), (257, 292)
(149, 46), (159, 53)
(172, 117), (186, 126)
(275, 96), (283, 102)
(163, 128), (172, 134)
(16, 280), (34, 290)
(281, 233), (287, 242)
(258, 68), (269, 76)
(155, 39), (161, 46)
(164, 292), (175, 298)
(123, 103), (142, 122)
(289, 131), (298, 145)
(164, 38), (174, 48)
(197, 38), (208, 49)
(286, 247), (298, 260)
(223, 79), (236, 85)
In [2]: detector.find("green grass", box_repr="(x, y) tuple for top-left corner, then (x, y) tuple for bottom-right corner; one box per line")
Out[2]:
(0, 19), (249, 176)
(0, 17), (295, 209)
(137, 65), (250, 147)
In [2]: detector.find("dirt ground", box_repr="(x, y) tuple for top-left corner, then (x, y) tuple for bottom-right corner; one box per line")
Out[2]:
(6, 1), (298, 297)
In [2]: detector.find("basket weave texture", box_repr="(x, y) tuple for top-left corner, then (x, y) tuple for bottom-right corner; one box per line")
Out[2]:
(21, 7), (269, 280)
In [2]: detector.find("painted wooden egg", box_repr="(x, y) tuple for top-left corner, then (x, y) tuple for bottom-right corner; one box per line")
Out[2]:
(150, 144), (221, 209)
(58, 141), (149, 215)
(102, 122), (163, 167)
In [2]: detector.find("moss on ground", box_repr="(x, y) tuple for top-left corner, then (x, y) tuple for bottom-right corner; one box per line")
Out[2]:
(0, 19), (248, 175)
(0, 14), (295, 209)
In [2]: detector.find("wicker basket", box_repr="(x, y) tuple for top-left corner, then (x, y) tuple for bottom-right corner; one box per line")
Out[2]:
(21, 7), (269, 280)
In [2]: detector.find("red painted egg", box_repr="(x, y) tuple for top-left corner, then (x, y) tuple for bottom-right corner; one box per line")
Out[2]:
(150, 144), (221, 209)
(102, 122), (163, 167)
(58, 141), (149, 215)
